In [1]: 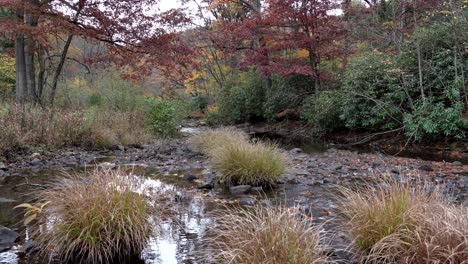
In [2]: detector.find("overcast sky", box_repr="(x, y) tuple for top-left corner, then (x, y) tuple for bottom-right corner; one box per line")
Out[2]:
(158, 0), (199, 12)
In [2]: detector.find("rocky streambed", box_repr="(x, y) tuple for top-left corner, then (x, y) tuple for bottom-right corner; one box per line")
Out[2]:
(0, 127), (467, 263)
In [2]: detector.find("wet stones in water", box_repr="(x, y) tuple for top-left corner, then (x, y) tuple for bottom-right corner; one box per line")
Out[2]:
(295, 169), (309, 177)
(183, 174), (198, 182)
(251, 186), (263, 194)
(97, 162), (117, 170)
(197, 183), (214, 190)
(419, 165), (433, 172)
(17, 240), (39, 257)
(239, 196), (256, 206)
(229, 185), (252, 195)
(0, 226), (19, 252)
(289, 148), (303, 154)
(30, 153), (41, 159)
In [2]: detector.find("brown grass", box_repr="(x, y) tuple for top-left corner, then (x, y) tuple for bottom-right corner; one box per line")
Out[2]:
(189, 127), (249, 156)
(336, 179), (468, 263)
(405, 205), (468, 263)
(84, 108), (152, 147)
(210, 140), (287, 186)
(31, 168), (158, 263)
(0, 104), (152, 156)
(208, 205), (331, 264)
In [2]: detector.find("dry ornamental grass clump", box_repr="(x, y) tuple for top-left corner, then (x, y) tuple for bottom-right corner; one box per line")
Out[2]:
(29, 168), (158, 264)
(189, 127), (249, 156)
(336, 179), (468, 263)
(208, 205), (331, 264)
(211, 140), (287, 187)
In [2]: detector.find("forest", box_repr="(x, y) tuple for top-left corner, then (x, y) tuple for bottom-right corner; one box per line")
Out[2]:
(0, 0), (467, 264)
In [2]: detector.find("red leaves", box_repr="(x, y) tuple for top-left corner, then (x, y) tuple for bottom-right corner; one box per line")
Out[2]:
(0, 0), (194, 80)
(207, 0), (345, 80)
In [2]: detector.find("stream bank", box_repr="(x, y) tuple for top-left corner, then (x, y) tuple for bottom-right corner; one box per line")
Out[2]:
(239, 121), (468, 164)
(0, 125), (467, 263)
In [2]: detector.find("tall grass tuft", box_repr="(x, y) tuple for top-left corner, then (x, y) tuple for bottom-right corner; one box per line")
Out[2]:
(32, 168), (155, 263)
(406, 205), (468, 263)
(336, 179), (467, 263)
(189, 127), (249, 156)
(84, 108), (152, 147)
(208, 205), (330, 264)
(211, 141), (286, 186)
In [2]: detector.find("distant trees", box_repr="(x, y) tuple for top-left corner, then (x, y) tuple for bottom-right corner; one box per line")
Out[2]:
(0, 0), (191, 104)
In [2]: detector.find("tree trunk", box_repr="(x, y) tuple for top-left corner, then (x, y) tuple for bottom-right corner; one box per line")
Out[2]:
(15, 34), (27, 103)
(342, 0), (352, 71)
(413, 3), (424, 101)
(50, 34), (73, 106)
(37, 46), (47, 103)
(24, 30), (37, 101)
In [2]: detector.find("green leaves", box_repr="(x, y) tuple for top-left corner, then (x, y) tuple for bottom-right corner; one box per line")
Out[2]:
(145, 97), (185, 138)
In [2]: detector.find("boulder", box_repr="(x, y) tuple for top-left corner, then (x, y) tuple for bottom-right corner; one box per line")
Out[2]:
(229, 185), (252, 195)
(0, 226), (19, 251)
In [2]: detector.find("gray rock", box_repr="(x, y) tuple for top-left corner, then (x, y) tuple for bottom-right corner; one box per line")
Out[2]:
(289, 148), (303, 154)
(197, 183), (214, 190)
(0, 162), (6, 170)
(295, 169), (309, 176)
(333, 165), (343, 170)
(239, 196), (256, 206)
(183, 174), (198, 181)
(229, 185), (252, 195)
(30, 153), (41, 159)
(18, 240), (38, 257)
(97, 162), (116, 170)
(0, 226), (19, 251)
(453, 161), (463, 166)
(251, 186), (264, 194)
(419, 165), (433, 172)
(31, 158), (41, 164)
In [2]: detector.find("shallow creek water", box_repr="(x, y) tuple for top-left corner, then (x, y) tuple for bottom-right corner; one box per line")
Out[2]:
(0, 163), (338, 264)
(1, 126), (466, 263)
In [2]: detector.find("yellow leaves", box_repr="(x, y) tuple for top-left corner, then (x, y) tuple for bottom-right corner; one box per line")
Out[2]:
(383, 21), (395, 29)
(14, 201), (50, 225)
(71, 77), (88, 89)
(208, 105), (219, 113)
(0, 54), (15, 90)
(296, 49), (309, 59)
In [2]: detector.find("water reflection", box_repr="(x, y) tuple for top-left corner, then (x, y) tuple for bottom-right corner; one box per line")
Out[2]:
(0, 167), (221, 264)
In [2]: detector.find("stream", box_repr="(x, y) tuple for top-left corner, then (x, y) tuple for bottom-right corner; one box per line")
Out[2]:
(0, 127), (467, 263)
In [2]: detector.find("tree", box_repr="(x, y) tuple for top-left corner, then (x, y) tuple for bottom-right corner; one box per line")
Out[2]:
(0, 0), (192, 104)
(205, 0), (344, 93)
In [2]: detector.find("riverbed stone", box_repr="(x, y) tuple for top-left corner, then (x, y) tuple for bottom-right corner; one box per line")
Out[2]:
(183, 174), (198, 181)
(0, 162), (6, 170)
(251, 186), (263, 194)
(289, 148), (303, 154)
(0, 226), (18, 251)
(239, 196), (256, 206)
(30, 153), (41, 159)
(295, 169), (309, 176)
(453, 161), (463, 166)
(197, 183), (214, 190)
(419, 165), (433, 171)
(229, 185), (252, 195)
